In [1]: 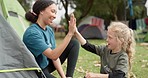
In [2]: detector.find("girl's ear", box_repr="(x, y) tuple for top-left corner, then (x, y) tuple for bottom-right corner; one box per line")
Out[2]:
(120, 38), (124, 43)
(117, 37), (124, 45)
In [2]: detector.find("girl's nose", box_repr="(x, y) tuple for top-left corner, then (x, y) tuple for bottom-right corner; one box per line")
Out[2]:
(106, 38), (108, 42)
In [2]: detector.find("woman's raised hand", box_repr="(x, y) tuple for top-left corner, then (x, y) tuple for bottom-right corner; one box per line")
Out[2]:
(68, 13), (76, 35)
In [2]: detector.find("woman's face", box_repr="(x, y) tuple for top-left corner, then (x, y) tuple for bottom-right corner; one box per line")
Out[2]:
(106, 29), (121, 52)
(41, 4), (57, 25)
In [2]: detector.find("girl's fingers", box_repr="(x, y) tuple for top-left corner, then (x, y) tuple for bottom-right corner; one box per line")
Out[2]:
(70, 13), (74, 18)
(69, 13), (76, 30)
(70, 13), (73, 22)
(70, 13), (75, 23)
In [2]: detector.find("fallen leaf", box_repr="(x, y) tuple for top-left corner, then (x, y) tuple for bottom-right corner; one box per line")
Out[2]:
(140, 43), (148, 46)
(93, 61), (101, 67)
(141, 65), (145, 68)
(140, 60), (148, 63)
(76, 66), (85, 73)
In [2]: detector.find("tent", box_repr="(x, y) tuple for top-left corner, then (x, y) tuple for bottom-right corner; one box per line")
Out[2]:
(0, 9), (45, 78)
(0, 0), (30, 38)
(78, 16), (107, 39)
(0, 0), (46, 77)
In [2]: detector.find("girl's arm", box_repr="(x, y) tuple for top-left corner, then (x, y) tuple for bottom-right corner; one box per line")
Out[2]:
(75, 28), (86, 45)
(52, 58), (66, 78)
(75, 29), (99, 54)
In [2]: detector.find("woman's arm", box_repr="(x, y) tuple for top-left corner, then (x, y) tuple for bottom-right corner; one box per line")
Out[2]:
(43, 14), (76, 60)
(52, 58), (66, 78)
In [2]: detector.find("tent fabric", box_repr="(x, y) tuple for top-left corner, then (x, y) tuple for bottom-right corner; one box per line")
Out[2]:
(78, 16), (104, 27)
(0, 0), (30, 38)
(78, 16), (106, 39)
(78, 24), (106, 39)
(0, 14), (44, 78)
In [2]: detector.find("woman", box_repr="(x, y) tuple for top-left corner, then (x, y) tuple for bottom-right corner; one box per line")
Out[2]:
(23, 0), (79, 78)
(75, 22), (136, 78)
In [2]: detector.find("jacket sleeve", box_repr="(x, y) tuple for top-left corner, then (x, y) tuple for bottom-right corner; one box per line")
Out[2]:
(81, 41), (106, 56)
(109, 70), (125, 78)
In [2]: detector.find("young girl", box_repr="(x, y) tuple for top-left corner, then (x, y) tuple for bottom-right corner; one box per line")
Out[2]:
(75, 22), (136, 78)
(23, 0), (79, 78)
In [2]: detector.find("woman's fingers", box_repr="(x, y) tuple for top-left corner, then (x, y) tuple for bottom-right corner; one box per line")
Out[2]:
(69, 13), (76, 27)
(68, 13), (77, 35)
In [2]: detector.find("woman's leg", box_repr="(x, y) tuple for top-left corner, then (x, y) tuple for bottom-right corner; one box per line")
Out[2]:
(42, 66), (56, 78)
(45, 38), (79, 77)
(60, 38), (80, 77)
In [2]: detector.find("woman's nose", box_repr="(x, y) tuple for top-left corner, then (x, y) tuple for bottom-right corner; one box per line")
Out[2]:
(53, 13), (56, 19)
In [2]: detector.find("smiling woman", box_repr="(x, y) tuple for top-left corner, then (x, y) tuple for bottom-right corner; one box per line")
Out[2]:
(23, 0), (79, 78)
(41, 4), (57, 26)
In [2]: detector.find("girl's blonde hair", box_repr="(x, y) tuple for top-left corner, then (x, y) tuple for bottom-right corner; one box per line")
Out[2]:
(108, 22), (136, 76)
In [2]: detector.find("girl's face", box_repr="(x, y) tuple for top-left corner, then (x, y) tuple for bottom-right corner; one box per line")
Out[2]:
(106, 29), (121, 52)
(41, 4), (57, 25)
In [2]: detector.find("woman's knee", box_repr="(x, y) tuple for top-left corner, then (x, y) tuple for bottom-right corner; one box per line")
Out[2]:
(70, 38), (80, 48)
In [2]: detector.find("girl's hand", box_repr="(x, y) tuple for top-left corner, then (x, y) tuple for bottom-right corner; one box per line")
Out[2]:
(85, 73), (109, 78)
(85, 72), (101, 78)
(68, 13), (76, 35)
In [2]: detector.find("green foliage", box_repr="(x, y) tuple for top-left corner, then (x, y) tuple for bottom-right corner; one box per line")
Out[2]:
(19, 0), (147, 32)
(74, 0), (146, 21)
(18, 0), (30, 12)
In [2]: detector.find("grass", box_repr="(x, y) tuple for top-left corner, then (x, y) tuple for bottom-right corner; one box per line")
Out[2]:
(52, 32), (148, 78)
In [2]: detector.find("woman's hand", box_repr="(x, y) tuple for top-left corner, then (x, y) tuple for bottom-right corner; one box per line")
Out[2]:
(68, 13), (76, 35)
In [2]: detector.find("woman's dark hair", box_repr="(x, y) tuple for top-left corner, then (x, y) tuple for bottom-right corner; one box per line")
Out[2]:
(25, 0), (55, 23)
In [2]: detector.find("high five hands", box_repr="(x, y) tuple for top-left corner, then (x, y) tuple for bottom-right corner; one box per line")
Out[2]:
(68, 13), (76, 35)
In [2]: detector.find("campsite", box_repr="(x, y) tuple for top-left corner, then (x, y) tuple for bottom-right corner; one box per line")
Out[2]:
(0, 0), (148, 78)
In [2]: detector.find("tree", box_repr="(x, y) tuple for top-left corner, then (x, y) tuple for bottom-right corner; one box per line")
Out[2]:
(18, 0), (31, 12)
(74, 0), (94, 24)
(58, 0), (94, 33)
(19, 0), (147, 32)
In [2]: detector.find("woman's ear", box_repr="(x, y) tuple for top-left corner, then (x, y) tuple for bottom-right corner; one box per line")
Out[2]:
(40, 12), (43, 15)
(40, 11), (44, 15)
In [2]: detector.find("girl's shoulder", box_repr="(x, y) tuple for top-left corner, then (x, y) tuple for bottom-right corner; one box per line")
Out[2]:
(117, 51), (128, 61)
(120, 51), (128, 57)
